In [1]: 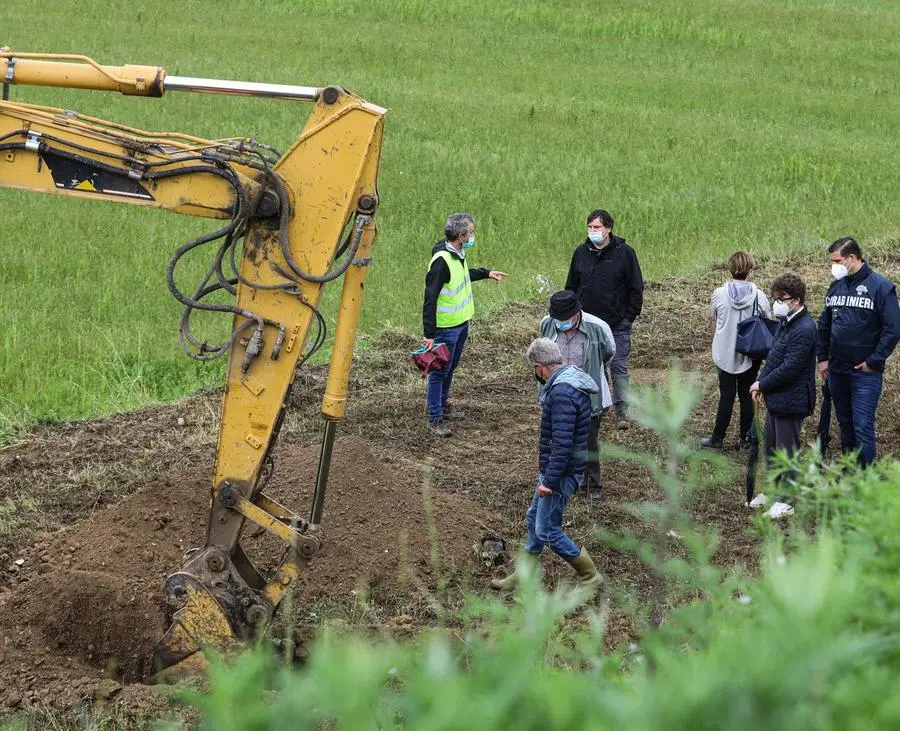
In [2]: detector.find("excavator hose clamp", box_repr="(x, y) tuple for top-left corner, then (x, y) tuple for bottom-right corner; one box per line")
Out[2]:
(24, 131), (41, 152)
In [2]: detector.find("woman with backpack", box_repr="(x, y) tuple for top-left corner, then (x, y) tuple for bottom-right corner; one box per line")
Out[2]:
(700, 251), (772, 450)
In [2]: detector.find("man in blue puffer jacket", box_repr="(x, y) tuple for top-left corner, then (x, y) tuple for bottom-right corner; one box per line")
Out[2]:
(817, 237), (900, 466)
(491, 338), (602, 591)
(750, 273), (817, 519)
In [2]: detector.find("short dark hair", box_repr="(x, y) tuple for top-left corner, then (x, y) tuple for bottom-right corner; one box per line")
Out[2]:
(771, 273), (806, 304)
(586, 209), (614, 229)
(828, 236), (862, 260)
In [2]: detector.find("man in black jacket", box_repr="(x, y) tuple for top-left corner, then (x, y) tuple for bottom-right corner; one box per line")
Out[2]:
(565, 209), (643, 428)
(750, 273), (817, 519)
(817, 237), (900, 466)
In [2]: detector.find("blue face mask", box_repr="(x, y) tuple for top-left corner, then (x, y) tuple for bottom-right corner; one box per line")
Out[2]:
(462, 235), (475, 250)
(555, 319), (575, 332)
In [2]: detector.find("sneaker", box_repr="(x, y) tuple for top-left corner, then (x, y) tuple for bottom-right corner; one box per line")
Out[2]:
(764, 501), (795, 519)
(428, 419), (453, 438)
(747, 493), (768, 509)
(699, 436), (724, 450)
(443, 408), (466, 421)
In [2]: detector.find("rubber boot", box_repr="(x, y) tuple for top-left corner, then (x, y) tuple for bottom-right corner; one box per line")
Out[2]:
(565, 547), (602, 589)
(490, 552), (539, 591)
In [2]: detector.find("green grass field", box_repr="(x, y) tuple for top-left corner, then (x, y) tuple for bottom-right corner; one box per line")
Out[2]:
(1, 0), (898, 432)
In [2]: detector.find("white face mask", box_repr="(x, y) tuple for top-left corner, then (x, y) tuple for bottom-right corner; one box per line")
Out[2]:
(773, 301), (791, 318)
(831, 263), (849, 280)
(588, 231), (606, 244)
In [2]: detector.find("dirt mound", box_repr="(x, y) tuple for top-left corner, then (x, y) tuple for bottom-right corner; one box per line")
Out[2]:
(0, 435), (491, 710)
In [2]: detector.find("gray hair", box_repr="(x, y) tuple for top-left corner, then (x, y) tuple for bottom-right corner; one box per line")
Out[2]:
(444, 212), (475, 242)
(525, 337), (564, 367)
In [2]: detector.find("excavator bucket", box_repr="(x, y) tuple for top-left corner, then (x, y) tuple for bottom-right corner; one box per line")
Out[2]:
(151, 573), (241, 680)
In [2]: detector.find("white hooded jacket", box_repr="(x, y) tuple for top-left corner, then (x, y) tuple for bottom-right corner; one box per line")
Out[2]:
(710, 281), (771, 374)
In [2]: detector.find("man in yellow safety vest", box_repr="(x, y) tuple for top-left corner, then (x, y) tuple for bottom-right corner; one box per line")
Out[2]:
(422, 212), (508, 436)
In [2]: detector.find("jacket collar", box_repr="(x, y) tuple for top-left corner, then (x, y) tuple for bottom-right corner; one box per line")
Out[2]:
(585, 233), (624, 255)
(846, 262), (871, 285)
(785, 305), (806, 324)
(539, 364), (567, 400)
(434, 239), (466, 261)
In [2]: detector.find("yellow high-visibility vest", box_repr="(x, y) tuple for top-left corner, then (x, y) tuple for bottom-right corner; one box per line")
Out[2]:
(430, 250), (475, 328)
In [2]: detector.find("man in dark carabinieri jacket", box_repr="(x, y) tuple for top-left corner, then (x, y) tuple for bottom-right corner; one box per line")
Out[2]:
(750, 273), (817, 519)
(816, 237), (900, 467)
(565, 209), (643, 429)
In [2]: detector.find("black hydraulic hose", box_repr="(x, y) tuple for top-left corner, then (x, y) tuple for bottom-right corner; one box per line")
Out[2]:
(4, 135), (306, 364)
(213, 236), (238, 296)
(0, 130), (26, 143)
(266, 169), (368, 284)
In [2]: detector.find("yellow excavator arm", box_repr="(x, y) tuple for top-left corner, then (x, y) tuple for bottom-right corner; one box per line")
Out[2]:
(0, 50), (385, 676)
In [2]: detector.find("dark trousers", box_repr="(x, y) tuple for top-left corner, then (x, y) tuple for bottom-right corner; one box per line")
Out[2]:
(764, 410), (803, 491)
(425, 322), (469, 422)
(712, 363), (760, 441)
(763, 411), (802, 459)
(828, 369), (884, 466)
(584, 414), (602, 488)
(609, 321), (632, 416)
(817, 380), (832, 451)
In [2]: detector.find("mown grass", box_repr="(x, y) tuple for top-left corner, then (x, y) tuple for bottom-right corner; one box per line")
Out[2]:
(1, 0), (898, 430)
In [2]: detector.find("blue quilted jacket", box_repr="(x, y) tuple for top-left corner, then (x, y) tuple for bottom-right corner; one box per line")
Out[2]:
(758, 308), (817, 417)
(538, 365), (599, 489)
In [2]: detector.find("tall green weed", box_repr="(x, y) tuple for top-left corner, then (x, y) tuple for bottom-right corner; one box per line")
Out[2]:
(160, 377), (900, 730)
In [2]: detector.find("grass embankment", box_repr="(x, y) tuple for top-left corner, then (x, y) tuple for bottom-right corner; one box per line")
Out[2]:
(2, 0), (898, 433)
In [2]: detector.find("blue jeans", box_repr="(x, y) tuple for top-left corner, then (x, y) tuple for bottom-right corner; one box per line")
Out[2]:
(524, 473), (581, 560)
(828, 369), (884, 466)
(426, 322), (469, 422)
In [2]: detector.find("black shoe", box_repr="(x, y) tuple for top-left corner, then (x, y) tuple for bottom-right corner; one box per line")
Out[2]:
(699, 436), (724, 450)
(588, 485), (603, 502)
(616, 414), (631, 430)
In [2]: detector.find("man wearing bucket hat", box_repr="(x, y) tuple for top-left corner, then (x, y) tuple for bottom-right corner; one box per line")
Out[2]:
(540, 290), (615, 501)
(422, 212), (508, 437)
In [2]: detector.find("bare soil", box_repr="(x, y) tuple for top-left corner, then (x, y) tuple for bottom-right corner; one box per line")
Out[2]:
(0, 243), (897, 723)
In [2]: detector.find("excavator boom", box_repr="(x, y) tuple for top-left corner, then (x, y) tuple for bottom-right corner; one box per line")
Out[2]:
(0, 50), (385, 676)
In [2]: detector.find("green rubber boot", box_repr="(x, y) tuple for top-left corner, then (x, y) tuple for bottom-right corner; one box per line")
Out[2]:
(490, 552), (539, 591)
(566, 547), (602, 589)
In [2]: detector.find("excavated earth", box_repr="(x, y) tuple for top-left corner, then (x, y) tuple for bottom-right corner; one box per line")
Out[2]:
(0, 244), (897, 722)
(0, 436), (497, 714)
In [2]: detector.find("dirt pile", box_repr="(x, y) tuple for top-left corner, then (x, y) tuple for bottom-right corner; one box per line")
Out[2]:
(0, 435), (492, 711)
